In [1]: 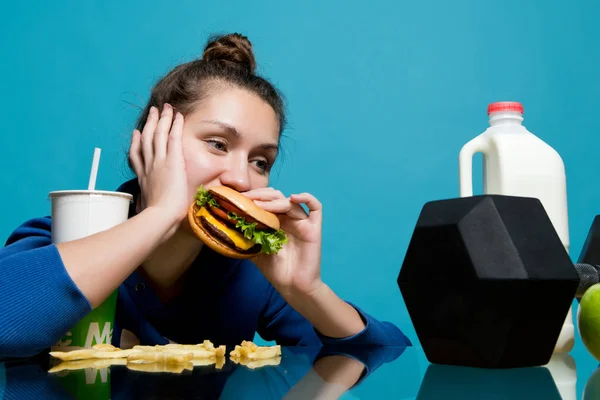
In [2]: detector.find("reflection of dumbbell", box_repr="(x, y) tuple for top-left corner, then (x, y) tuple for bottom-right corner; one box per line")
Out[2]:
(415, 355), (570, 400)
(397, 194), (580, 369)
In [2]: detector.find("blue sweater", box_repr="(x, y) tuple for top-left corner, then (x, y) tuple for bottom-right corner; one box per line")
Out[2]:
(0, 179), (411, 357)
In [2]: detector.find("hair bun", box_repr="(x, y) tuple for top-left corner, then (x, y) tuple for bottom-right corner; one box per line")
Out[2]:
(203, 33), (256, 74)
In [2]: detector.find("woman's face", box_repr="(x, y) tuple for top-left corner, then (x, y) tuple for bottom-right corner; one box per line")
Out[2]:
(180, 86), (280, 202)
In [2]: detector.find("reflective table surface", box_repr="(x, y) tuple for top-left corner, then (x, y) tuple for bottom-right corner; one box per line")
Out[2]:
(1, 344), (599, 399)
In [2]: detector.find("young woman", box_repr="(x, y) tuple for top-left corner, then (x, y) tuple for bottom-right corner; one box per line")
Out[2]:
(0, 33), (411, 356)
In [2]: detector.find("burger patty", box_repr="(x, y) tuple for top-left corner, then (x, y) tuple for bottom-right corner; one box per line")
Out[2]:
(199, 215), (261, 254)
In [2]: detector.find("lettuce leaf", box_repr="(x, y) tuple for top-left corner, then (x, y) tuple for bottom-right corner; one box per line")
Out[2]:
(194, 185), (288, 254)
(195, 185), (220, 208)
(226, 212), (288, 255)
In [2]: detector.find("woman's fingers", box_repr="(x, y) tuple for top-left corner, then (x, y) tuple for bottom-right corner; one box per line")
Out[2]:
(242, 187), (285, 201)
(290, 193), (322, 222)
(128, 129), (144, 176)
(141, 106), (158, 171)
(254, 198), (309, 220)
(167, 112), (184, 163)
(290, 193), (322, 212)
(248, 190), (321, 221)
(153, 104), (173, 161)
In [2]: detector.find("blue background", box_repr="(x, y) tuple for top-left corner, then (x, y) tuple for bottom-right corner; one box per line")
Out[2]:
(2, 0), (600, 397)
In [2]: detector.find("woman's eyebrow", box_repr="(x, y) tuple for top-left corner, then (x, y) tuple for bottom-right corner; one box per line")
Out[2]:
(260, 143), (279, 152)
(200, 120), (241, 139)
(201, 119), (279, 151)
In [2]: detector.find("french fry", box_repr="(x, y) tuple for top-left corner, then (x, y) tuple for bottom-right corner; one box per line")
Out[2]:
(49, 348), (140, 361)
(126, 361), (193, 374)
(131, 345), (157, 352)
(164, 344), (202, 350)
(164, 340), (222, 352)
(202, 339), (216, 349)
(92, 343), (118, 351)
(240, 340), (258, 350)
(127, 351), (193, 364)
(133, 340), (226, 359)
(48, 358), (127, 373)
(250, 345), (282, 360)
(229, 341), (281, 360)
(163, 348), (216, 358)
(215, 345), (226, 357)
(48, 339), (228, 375)
(94, 349), (140, 359)
(49, 349), (97, 361)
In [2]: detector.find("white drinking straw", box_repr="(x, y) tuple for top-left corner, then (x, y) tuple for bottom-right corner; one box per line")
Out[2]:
(88, 147), (101, 191)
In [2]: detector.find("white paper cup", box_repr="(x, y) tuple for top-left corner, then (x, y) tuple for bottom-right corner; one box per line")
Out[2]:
(48, 190), (133, 243)
(48, 189), (133, 355)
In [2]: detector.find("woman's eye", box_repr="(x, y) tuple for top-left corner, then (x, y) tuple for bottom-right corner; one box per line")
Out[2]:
(206, 139), (227, 152)
(252, 159), (271, 174)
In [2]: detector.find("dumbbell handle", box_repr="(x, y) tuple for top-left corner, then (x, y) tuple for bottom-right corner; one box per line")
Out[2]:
(574, 263), (600, 298)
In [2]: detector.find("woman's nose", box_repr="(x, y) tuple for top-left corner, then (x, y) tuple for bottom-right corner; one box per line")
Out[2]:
(219, 162), (251, 193)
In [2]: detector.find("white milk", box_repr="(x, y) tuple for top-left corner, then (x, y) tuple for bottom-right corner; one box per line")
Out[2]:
(459, 101), (573, 354)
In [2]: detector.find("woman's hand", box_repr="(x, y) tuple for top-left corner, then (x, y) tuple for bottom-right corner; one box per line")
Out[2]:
(129, 104), (188, 235)
(244, 188), (366, 339)
(243, 188), (324, 297)
(56, 105), (190, 308)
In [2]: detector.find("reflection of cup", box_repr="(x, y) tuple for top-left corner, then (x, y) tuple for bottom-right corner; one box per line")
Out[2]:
(48, 190), (132, 352)
(50, 367), (113, 400)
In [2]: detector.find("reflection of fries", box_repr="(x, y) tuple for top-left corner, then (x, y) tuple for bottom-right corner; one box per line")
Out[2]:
(229, 341), (282, 360)
(48, 358), (127, 373)
(127, 351), (193, 364)
(190, 356), (225, 369)
(231, 356), (282, 369)
(126, 361), (194, 374)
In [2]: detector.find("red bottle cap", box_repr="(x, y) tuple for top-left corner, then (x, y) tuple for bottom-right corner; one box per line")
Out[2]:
(487, 101), (524, 115)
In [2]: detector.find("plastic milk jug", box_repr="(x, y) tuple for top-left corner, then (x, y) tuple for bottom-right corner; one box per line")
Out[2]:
(458, 101), (573, 354)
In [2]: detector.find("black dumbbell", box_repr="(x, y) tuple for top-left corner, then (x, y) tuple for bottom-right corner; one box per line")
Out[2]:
(397, 194), (579, 369)
(574, 216), (600, 299)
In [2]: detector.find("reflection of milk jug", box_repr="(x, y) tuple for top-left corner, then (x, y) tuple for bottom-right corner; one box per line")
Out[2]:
(545, 353), (577, 400)
(458, 101), (573, 354)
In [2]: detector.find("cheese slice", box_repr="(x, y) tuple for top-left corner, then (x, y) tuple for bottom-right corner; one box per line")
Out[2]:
(197, 207), (255, 250)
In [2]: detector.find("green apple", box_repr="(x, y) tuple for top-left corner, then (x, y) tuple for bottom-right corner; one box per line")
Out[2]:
(578, 283), (600, 361)
(584, 367), (600, 400)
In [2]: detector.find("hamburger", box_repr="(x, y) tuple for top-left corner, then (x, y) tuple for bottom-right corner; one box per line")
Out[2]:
(188, 185), (288, 259)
